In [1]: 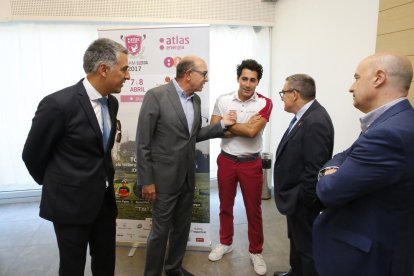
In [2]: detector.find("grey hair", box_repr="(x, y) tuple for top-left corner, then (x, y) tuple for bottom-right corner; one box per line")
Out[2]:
(83, 38), (128, 74)
(286, 74), (316, 100)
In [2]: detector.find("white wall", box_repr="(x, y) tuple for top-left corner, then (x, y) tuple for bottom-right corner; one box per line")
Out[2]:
(269, 0), (379, 162)
(209, 27), (271, 180)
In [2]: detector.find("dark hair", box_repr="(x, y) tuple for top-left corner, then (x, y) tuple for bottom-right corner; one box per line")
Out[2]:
(286, 74), (316, 100)
(83, 38), (128, 74)
(236, 59), (263, 81)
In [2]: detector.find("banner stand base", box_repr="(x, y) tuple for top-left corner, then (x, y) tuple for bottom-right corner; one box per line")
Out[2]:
(116, 241), (211, 256)
(116, 241), (146, 257)
(186, 245), (211, 252)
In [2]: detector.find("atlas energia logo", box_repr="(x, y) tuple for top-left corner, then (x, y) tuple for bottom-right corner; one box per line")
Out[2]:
(159, 35), (190, 51)
(159, 35), (190, 68)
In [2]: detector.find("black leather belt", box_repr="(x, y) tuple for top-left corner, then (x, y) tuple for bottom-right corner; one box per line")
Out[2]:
(221, 150), (260, 163)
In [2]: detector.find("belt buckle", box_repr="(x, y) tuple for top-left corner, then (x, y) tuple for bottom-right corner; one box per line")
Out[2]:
(237, 155), (254, 162)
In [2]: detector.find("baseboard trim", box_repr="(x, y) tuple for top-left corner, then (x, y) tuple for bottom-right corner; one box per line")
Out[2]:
(0, 189), (41, 204)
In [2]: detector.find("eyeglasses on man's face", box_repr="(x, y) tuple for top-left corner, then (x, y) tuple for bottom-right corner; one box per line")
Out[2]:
(278, 89), (298, 99)
(192, 69), (208, 78)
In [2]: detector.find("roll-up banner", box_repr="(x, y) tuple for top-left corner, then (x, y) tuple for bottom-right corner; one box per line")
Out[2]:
(98, 25), (211, 249)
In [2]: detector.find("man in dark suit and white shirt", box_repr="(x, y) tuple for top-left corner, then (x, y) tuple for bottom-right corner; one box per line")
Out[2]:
(314, 52), (414, 276)
(22, 38), (130, 276)
(273, 74), (334, 276)
(136, 55), (236, 276)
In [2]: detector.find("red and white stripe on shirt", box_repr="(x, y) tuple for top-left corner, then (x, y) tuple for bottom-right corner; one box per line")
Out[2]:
(212, 91), (273, 155)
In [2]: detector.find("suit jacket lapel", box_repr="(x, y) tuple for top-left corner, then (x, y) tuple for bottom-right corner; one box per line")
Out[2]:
(276, 100), (321, 160)
(276, 129), (290, 157)
(77, 81), (104, 149)
(191, 94), (201, 136)
(166, 82), (190, 135)
(107, 95), (118, 151)
(347, 100), (411, 157)
(366, 99), (411, 132)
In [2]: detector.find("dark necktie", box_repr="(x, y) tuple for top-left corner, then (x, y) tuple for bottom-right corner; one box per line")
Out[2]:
(287, 116), (297, 134)
(279, 116), (297, 145)
(276, 116), (297, 157)
(98, 97), (110, 151)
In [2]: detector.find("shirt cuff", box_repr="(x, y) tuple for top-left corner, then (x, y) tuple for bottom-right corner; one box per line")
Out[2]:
(220, 120), (226, 129)
(318, 166), (339, 180)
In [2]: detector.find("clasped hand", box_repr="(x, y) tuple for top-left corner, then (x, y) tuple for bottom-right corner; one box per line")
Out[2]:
(222, 111), (237, 126)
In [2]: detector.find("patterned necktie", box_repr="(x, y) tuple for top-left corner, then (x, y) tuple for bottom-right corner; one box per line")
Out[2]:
(98, 97), (110, 151)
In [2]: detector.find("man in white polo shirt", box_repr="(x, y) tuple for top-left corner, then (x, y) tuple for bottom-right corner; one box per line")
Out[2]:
(209, 59), (273, 275)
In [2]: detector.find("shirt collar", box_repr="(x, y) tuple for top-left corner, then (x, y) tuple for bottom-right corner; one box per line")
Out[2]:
(172, 78), (194, 99)
(295, 99), (315, 121)
(360, 97), (406, 133)
(232, 91), (258, 102)
(83, 78), (106, 101)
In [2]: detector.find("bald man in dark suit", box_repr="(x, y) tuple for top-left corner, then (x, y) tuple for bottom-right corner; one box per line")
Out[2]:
(314, 52), (414, 276)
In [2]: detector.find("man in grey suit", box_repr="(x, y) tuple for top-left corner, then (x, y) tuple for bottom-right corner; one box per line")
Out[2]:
(136, 55), (236, 276)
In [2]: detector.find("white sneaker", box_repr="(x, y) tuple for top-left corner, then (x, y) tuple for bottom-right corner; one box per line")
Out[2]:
(250, 253), (267, 275)
(208, 243), (233, 261)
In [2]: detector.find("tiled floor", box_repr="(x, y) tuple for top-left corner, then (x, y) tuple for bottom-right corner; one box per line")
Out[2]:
(0, 185), (290, 276)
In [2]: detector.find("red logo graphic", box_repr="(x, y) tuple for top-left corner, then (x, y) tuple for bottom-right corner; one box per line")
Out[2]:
(164, 56), (182, 68)
(196, 238), (204, 242)
(124, 35), (144, 56)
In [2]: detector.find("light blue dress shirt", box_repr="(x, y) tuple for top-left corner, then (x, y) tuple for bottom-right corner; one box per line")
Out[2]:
(172, 78), (194, 134)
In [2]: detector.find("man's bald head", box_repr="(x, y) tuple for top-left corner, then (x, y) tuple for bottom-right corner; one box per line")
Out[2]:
(364, 52), (413, 94)
(176, 55), (206, 79)
(175, 55), (209, 95)
(350, 52), (413, 113)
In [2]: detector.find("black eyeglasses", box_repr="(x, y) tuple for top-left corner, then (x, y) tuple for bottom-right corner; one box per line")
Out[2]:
(116, 119), (122, 143)
(192, 69), (208, 78)
(278, 89), (298, 99)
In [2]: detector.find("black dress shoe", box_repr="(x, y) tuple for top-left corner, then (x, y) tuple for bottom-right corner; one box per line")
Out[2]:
(166, 267), (194, 276)
(274, 271), (292, 276)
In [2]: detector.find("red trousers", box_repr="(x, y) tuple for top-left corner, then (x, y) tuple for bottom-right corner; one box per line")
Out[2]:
(217, 153), (264, 253)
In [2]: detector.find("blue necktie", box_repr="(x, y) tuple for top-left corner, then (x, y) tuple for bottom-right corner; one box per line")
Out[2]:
(287, 116), (297, 134)
(98, 97), (110, 151)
